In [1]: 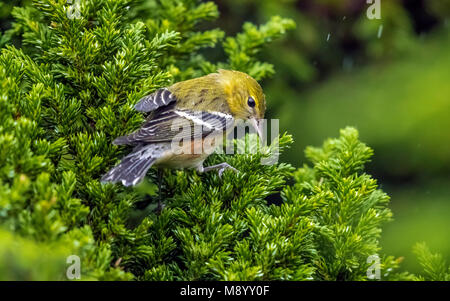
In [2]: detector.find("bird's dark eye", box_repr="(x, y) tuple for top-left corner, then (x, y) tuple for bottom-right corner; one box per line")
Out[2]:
(247, 96), (256, 108)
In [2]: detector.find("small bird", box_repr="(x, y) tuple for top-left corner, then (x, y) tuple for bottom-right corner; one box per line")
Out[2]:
(101, 69), (266, 187)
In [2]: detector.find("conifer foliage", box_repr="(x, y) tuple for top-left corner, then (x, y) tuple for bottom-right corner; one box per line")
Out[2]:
(0, 0), (446, 280)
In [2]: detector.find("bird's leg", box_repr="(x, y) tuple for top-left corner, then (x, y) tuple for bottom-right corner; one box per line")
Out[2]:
(198, 162), (238, 177)
(157, 168), (165, 213)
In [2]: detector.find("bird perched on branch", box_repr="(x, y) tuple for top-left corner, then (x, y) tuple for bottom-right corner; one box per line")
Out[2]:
(101, 69), (266, 187)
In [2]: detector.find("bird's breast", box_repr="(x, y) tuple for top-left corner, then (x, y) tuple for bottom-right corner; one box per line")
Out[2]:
(154, 133), (225, 169)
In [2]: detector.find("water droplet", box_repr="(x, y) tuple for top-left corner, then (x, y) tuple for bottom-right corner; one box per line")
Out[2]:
(377, 24), (383, 39)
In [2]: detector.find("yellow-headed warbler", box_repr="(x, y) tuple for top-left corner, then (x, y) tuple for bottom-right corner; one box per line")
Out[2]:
(101, 69), (266, 187)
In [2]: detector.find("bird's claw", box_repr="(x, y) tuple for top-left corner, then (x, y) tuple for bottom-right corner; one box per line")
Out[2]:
(200, 162), (239, 178)
(218, 164), (238, 178)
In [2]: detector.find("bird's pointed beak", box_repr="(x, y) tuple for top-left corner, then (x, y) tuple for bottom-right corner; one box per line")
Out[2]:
(250, 118), (263, 142)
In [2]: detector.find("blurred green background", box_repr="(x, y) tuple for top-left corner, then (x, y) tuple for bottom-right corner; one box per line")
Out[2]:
(1, 0), (449, 275)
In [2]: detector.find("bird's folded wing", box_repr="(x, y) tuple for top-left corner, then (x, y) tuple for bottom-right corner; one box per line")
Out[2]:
(134, 88), (176, 112)
(113, 104), (234, 145)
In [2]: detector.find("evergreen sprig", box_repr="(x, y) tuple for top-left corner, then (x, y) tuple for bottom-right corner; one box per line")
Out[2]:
(413, 242), (450, 281)
(283, 128), (394, 280)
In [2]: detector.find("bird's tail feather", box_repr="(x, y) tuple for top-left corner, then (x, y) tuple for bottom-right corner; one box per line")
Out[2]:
(101, 144), (163, 187)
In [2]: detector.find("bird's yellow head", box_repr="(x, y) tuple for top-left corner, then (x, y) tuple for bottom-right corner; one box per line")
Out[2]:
(218, 69), (266, 121)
